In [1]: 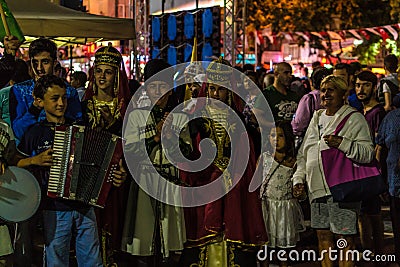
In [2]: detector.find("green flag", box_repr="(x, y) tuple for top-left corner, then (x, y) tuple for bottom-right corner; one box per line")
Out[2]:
(0, 0), (25, 42)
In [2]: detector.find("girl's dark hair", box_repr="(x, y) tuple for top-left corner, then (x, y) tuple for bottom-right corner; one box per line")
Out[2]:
(272, 120), (296, 159)
(71, 71), (88, 87)
(33, 75), (66, 99)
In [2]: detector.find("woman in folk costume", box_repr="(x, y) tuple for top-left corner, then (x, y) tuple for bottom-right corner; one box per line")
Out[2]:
(180, 57), (267, 267)
(121, 59), (192, 266)
(81, 45), (130, 265)
(83, 45), (130, 132)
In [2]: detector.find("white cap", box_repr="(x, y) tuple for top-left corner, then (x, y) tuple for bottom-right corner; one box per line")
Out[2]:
(194, 74), (206, 84)
(184, 62), (205, 77)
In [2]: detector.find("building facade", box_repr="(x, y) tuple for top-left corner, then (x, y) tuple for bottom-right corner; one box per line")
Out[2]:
(82, 0), (133, 18)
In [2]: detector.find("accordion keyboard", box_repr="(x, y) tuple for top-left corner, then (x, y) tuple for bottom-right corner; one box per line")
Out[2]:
(48, 127), (72, 197)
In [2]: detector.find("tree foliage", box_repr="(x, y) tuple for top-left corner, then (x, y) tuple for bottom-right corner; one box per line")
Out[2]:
(353, 37), (400, 65)
(247, 0), (395, 33)
(352, 35), (382, 65)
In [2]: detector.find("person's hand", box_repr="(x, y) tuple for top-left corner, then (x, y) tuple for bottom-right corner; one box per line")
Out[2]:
(293, 183), (306, 200)
(98, 105), (114, 125)
(155, 112), (174, 141)
(31, 148), (53, 166)
(323, 135), (343, 148)
(4, 36), (21, 55)
(112, 159), (127, 187)
(384, 105), (393, 112)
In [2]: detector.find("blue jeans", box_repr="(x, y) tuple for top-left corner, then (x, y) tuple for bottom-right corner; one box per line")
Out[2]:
(42, 208), (103, 267)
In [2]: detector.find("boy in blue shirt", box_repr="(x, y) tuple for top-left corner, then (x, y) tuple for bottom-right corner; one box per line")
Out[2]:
(16, 75), (125, 266)
(11, 38), (82, 144)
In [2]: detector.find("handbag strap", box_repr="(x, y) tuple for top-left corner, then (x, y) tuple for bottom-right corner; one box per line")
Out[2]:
(334, 111), (358, 135)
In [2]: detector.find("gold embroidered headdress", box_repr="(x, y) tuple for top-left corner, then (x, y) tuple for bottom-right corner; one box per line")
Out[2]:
(206, 57), (233, 85)
(195, 57), (243, 112)
(94, 45), (122, 69)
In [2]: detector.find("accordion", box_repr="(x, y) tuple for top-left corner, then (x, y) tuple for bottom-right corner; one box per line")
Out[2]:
(48, 125), (122, 208)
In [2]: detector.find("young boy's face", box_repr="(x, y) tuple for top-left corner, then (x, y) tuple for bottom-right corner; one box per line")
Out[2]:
(38, 85), (67, 120)
(146, 80), (171, 106)
(70, 76), (81, 89)
(207, 83), (229, 105)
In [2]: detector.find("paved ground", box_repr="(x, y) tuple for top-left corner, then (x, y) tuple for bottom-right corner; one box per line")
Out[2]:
(3, 204), (398, 267)
(277, 205), (398, 267)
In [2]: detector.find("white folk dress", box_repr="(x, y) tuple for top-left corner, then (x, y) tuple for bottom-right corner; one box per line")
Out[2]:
(260, 154), (305, 248)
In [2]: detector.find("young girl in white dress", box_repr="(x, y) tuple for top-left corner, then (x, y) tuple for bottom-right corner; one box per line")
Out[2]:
(260, 120), (305, 266)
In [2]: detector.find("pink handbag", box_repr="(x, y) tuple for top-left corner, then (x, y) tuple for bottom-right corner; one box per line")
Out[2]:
(320, 111), (387, 202)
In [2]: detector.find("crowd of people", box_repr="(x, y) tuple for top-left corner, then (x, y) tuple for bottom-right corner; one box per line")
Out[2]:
(0, 35), (399, 267)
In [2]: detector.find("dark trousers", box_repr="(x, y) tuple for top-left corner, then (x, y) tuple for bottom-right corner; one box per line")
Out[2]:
(12, 220), (34, 267)
(390, 196), (400, 262)
(12, 211), (43, 267)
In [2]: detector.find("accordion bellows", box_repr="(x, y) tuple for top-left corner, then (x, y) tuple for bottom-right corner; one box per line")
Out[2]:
(48, 125), (122, 208)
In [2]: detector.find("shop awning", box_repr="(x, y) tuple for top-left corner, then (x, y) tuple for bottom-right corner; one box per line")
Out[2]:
(7, 0), (135, 43)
